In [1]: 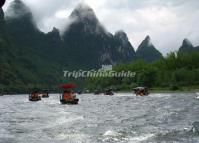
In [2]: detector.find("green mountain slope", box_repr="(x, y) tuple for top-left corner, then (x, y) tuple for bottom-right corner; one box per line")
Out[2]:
(136, 36), (163, 62)
(0, 1), (139, 92)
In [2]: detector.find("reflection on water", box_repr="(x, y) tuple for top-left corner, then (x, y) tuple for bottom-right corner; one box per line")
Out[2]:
(0, 93), (199, 143)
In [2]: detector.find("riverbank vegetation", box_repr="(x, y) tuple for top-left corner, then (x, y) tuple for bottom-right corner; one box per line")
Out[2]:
(1, 51), (199, 94)
(85, 51), (199, 92)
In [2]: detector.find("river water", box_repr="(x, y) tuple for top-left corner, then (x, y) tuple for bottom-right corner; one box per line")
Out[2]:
(0, 93), (199, 143)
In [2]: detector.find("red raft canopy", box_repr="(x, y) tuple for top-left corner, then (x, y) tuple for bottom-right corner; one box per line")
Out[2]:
(58, 83), (77, 89)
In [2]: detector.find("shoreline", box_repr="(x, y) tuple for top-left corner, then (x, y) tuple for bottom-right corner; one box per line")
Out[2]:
(1, 87), (199, 96)
(117, 87), (199, 94)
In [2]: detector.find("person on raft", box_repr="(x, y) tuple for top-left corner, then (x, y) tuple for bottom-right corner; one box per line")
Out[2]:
(63, 90), (75, 100)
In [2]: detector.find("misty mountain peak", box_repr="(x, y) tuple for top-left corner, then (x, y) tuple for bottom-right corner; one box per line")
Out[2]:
(5, 0), (32, 19)
(73, 3), (93, 12)
(114, 30), (133, 50)
(179, 38), (194, 52)
(65, 3), (107, 35)
(145, 35), (150, 41)
(139, 35), (153, 49)
(52, 27), (59, 33)
(115, 30), (129, 42)
(70, 3), (98, 23)
(182, 38), (193, 47)
(114, 30), (136, 61)
(136, 36), (162, 61)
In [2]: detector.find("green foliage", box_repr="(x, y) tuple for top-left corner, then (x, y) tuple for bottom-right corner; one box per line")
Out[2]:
(85, 51), (199, 91)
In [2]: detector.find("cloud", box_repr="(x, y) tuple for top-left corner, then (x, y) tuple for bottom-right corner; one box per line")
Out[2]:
(3, 0), (199, 55)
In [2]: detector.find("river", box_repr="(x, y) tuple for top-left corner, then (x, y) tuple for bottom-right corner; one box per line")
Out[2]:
(0, 93), (199, 143)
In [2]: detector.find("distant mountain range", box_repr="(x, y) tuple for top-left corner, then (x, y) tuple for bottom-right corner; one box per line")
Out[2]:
(0, 0), (199, 91)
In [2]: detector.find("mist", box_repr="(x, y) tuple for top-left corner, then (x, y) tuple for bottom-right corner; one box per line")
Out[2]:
(2, 0), (199, 55)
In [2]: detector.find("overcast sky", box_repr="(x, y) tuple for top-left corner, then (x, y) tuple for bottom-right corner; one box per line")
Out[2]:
(3, 0), (199, 54)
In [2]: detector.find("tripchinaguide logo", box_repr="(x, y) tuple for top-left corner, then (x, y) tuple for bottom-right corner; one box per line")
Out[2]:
(63, 65), (136, 79)
(0, 0), (6, 8)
